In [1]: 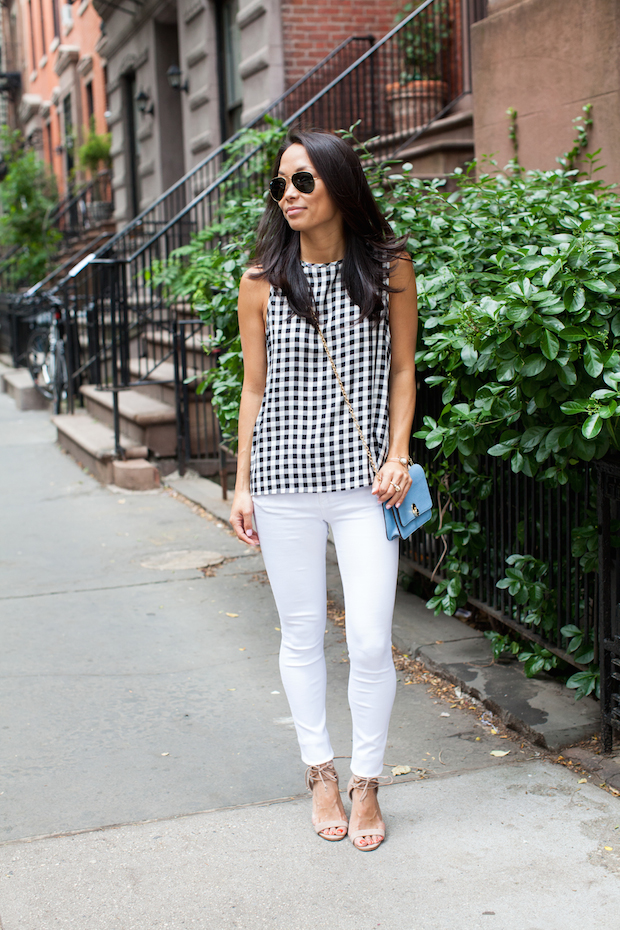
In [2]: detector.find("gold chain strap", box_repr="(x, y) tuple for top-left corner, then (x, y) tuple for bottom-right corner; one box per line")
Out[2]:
(312, 314), (380, 478)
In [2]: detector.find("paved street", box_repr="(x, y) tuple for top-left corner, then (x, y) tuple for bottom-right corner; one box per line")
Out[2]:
(1, 391), (619, 930)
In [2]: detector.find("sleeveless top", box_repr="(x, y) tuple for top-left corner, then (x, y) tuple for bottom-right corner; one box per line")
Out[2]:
(250, 259), (391, 495)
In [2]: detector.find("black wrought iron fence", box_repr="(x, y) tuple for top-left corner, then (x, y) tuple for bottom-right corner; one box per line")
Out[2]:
(597, 459), (620, 750)
(402, 378), (598, 673)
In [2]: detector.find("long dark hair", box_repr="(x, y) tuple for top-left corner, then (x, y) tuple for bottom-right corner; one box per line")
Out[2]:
(251, 130), (406, 323)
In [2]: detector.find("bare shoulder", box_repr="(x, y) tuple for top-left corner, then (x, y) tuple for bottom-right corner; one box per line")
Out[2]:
(389, 253), (415, 289)
(239, 267), (270, 313)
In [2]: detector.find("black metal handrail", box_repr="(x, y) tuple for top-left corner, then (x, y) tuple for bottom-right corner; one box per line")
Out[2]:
(49, 170), (114, 240)
(128, 0), (465, 262)
(54, 0), (468, 413)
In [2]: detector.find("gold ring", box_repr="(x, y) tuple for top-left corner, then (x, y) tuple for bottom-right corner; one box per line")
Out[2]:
(390, 482), (401, 492)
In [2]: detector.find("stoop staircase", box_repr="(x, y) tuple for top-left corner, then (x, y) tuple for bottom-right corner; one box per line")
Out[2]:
(39, 0), (484, 492)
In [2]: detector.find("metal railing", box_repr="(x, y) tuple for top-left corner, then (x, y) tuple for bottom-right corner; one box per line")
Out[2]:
(403, 382), (597, 672)
(53, 0), (472, 458)
(597, 459), (620, 751)
(98, 36), (375, 263)
(49, 170), (114, 241)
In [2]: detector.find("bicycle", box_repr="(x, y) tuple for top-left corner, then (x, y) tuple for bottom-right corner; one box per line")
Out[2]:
(25, 292), (68, 415)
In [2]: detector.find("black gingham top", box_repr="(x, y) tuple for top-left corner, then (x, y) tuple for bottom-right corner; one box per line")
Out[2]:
(250, 259), (391, 495)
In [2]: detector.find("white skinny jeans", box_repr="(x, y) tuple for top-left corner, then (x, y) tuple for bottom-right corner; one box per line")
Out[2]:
(253, 485), (399, 778)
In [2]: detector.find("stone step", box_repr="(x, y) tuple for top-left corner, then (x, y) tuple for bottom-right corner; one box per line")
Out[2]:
(52, 413), (158, 488)
(127, 358), (202, 407)
(399, 138), (475, 179)
(145, 328), (218, 368)
(379, 109), (474, 180)
(1, 367), (50, 411)
(79, 384), (177, 457)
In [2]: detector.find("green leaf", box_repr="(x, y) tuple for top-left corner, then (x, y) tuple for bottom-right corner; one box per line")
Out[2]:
(542, 258), (562, 288)
(488, 441), (516, 457)
(461, 344), (478, 367)
(556, 361), (577, 386)
(496, 360), (516, 381)
(582, 413), (603, 438)
(447, 577), (462, 597)
(583, 343), (605, 378)
(520, 426), (548, 452)
(559, 326), (586, 342)
(505, 304), (534, 324)
(443, 432), (459, 457)
(540, 330), (560, 360)
(584, 278), (616, 294)
(560, 624), (582, 638)
(561, 400), (589, 415)
(521, 355), (547, 377)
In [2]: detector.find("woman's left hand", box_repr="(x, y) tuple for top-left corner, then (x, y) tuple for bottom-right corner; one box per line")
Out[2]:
(372, 462), (411, 509)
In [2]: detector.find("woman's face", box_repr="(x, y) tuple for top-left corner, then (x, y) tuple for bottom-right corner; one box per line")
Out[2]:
(275, 144), (342, 235)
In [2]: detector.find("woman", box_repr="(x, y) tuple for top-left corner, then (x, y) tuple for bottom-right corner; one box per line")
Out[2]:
(230, 130), (417, 851)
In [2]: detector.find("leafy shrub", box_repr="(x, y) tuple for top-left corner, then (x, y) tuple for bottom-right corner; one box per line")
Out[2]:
(150, 113), (618, 698)
(78, 117), (112, 176)
(365, 113), (618, 697)
(148, 121), (287, 445)
(372, 157), (620, 483)
(0, 128), (60, 285)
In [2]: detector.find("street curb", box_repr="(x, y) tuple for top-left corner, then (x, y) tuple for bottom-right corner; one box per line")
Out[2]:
(562, 746), (620, 791)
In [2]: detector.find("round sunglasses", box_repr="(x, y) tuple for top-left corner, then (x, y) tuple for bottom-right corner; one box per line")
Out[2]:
(269, 171), (320, 202)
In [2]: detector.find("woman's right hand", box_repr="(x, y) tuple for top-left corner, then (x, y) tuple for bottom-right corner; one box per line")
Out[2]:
(230, 490), (259, 546)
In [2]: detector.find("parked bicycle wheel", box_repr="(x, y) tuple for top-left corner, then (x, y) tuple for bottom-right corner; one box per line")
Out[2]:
(26, 328), (55, 401)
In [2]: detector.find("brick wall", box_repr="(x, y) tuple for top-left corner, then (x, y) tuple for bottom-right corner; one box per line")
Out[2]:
(281, 0), (400, 87)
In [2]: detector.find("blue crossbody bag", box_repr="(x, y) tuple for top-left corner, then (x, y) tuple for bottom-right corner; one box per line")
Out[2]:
(314, 316), (433, 540)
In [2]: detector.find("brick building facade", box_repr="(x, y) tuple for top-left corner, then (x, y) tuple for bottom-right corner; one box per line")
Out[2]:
(3, 0), (108, 197)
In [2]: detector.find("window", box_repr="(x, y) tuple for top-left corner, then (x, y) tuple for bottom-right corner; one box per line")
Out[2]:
(122, 72), (141, 217)
(217, 0), (242, 138)
(51, 0), (60, 39)
(38, 0), (46, 58)
(45, 122), (53, 165)
(86, 82), (94, 124)
(103, 65), (109, 113)
(63, 93), (74, 178)
(27, 0), (37, 71)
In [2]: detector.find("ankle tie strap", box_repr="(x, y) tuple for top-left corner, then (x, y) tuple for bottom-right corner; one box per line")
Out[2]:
(305, 761), (339, 793)
(348, 774), (392, 801)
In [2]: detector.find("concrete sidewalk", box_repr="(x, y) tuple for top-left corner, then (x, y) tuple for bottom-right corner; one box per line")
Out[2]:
(1, 392), (618, 930)
(2, 764), (619, 930)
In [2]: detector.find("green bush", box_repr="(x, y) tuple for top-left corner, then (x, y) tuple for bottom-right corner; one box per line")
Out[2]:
(148, 121), (287, 445)
(0, 128), (60, 285)
(365, 110), (617, 698)
(149, 113), (618, 699)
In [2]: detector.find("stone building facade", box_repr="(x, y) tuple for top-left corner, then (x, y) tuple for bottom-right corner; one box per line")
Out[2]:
(471, 0), (620, 185)
(93, 0), (400, 227)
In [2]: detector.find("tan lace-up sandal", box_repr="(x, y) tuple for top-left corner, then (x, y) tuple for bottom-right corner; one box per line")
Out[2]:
(347, 775), (390, 852)
(305, 761), (348, 841)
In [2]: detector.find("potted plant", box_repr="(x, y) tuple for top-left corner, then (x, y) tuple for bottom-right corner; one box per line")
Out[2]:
(387, 1), (452, 133)
(77, 118), (113, 223)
